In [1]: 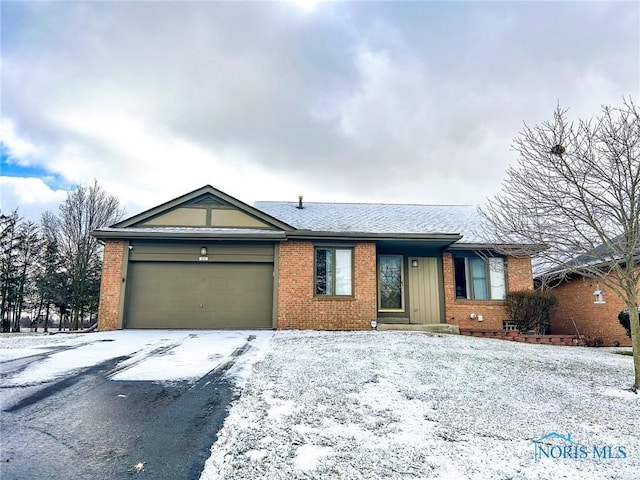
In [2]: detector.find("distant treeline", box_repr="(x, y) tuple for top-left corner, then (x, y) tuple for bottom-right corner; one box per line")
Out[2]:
(0, 181), (123, 332)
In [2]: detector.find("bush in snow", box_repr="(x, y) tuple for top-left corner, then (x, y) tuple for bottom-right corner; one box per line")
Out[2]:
(504, 290), (557, 335)
(618, 308), (640, 338)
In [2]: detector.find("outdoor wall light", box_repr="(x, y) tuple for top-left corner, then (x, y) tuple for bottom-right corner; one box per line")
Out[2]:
(370, 319), (378, 330)
(593, 289), (606, 305)
(411, 259), (419, 268)
(200, 247), (207, 256)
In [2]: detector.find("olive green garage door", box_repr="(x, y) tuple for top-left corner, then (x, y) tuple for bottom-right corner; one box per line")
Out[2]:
(124, 243), (275, 329)
(125, 262), (273, 329)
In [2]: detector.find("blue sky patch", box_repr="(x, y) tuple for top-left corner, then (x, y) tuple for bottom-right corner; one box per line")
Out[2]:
(1, 147), (68, 190)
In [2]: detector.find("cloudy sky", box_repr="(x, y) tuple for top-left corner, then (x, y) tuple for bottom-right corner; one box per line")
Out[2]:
(1, 1), (638, 223)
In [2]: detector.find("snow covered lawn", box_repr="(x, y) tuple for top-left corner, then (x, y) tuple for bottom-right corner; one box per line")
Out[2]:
(2, 330), (637, 479)
(202, 331), (638, 480)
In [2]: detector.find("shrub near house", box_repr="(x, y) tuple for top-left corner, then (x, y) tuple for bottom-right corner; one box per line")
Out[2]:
(618, 308), (640, 339)
(505, 290), (557, 335)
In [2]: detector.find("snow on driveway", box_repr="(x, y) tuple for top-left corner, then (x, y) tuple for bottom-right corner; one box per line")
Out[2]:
(200, 331), (638, 480)
(0, 330), (273, 386)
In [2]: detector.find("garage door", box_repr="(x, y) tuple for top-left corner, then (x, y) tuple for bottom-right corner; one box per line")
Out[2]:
(125, 262), (274, 329)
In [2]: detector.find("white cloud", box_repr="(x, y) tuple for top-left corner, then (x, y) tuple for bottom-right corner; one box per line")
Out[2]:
(0, 1), (637, 217)
(0, 176), (68, 220)
(0, 119), (41, 163)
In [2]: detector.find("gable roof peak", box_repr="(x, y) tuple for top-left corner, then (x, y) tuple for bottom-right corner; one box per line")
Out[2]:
(111, 185), (294, 231)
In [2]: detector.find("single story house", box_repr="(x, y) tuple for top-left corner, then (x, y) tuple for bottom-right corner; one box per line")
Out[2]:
(93, 185), (534, 331)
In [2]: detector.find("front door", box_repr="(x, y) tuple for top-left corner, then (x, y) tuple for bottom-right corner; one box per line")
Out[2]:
(408, 257), (442, 324)
(378, 255), (404, 313)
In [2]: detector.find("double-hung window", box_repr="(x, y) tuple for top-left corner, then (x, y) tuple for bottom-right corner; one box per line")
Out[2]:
(315, 247), (353, 296)
(454, 255), (506, 300)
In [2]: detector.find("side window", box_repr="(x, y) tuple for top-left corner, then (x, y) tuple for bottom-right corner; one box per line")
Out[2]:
(315, 247), (353, 296)
(454, 255), (505, 300)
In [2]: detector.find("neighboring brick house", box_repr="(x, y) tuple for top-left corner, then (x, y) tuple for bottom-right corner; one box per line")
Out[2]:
(548, 267), (638, 347)
(93, 185), (533, 331)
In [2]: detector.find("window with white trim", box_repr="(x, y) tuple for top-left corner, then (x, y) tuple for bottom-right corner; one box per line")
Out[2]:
(315, 247), (353, 296)
(453, 255), (506, 300)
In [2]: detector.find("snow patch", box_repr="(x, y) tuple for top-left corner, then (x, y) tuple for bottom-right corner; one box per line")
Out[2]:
(293, 444), (333, 471)
(267, 399), (296, 419)
(0, 333), (86, 362)
(111, 333), (246, 382)
(1, 330), (275, 386)
(599, 386), (638, 399)
(245, 449), (267, 461)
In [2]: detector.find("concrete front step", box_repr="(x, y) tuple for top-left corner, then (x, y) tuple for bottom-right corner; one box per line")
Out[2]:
(377, 323), (460, 335)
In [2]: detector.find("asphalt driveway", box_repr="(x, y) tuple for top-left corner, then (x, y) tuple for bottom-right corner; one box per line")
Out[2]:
(0, 332), (261, 480)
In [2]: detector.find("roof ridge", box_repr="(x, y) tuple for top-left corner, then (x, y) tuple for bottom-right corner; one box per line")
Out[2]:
(254, 200), (476, 207)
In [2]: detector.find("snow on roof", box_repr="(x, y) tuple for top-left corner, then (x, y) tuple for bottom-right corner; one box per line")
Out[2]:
(254, 201), (487, 243)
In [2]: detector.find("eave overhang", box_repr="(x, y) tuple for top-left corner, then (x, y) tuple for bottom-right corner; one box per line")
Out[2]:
(92, 227), (287, 241)
(447, 242), (547, 254)
(92, 228), (463, 246)
(286, 230), (462, 247)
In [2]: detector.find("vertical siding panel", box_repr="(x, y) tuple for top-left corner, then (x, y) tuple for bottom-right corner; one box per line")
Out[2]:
(409, 257), (441, 324)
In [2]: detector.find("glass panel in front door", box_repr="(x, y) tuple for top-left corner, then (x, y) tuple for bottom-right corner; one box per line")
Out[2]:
(379, 255), (403, 310)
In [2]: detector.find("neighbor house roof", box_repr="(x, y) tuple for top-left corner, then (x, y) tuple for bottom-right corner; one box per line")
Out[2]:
(536, 236), (640, 282)
(254, 201), (487, 244)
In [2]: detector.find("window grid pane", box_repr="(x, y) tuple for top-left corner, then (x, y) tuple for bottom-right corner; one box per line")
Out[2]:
(335, 249), (352, 295)
(471, 257), (488, 300)
(453, 257), (468, 299)
(489, 257), (506, 300)
(315, 248), (333, 295)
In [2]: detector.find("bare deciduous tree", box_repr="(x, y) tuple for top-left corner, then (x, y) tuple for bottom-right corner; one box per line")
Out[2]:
(480, 99), (640, 391)
(55, 180), (124, 330)
(36, 212), (67, 332)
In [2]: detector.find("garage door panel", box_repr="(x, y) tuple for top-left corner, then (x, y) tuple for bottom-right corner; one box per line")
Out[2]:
(125, 262), (273, 329)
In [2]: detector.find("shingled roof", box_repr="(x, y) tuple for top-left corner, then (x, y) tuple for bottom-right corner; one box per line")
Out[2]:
(254, 201), (487, 244)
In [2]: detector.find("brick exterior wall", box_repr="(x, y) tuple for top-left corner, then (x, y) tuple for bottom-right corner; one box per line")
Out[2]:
(549, 270), (637, 347)
(97, 239), (537, 333)
(276, 241), (377, 330)
(442, 252), (534, 330)
(97, 240), (125, 331)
